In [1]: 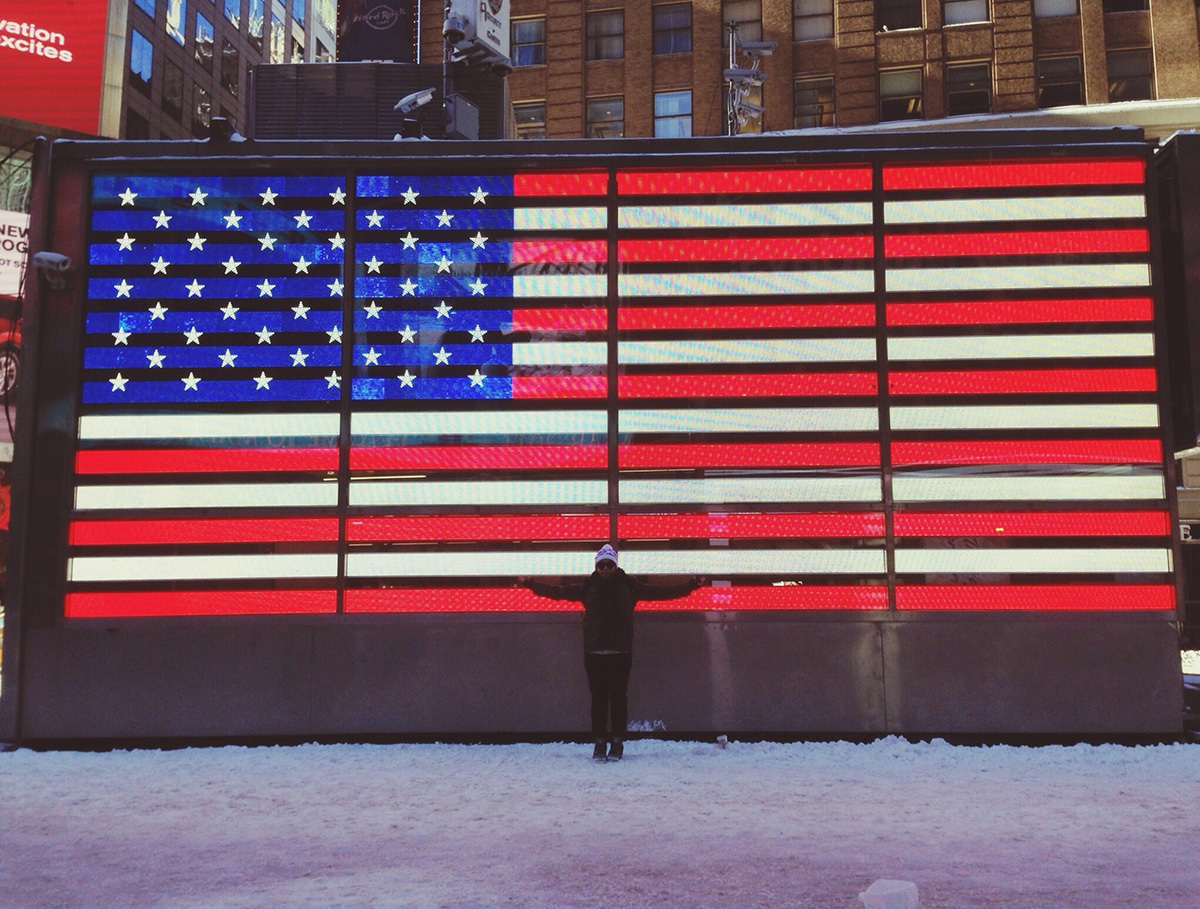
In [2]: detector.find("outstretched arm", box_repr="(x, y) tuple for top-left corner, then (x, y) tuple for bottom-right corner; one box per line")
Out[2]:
(627, 575), (707, 602)
(519, 576), (589, 603)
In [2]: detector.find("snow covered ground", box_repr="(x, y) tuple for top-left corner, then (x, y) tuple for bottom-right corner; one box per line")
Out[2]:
(2, 736), (1198, 908)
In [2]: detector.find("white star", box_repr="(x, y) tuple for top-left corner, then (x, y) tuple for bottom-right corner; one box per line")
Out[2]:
(433, 346), (451, 365)
(222, 256), (241, 274)
(399, 325), (416, 343)
(293, 255), (311, 274)
(117, 233), (136, 250)
(292, 302), (310, 319)
(469, 369), (485, 387)
(400, 232), (418, 249)
(328, 278), (344, 296)
(254, 372), (273, 389)
(256, 326), (275, 344)
(186, 279), (204, 297)
(399, 278), (417, 296)
(327, 327), (343, 343)
(149, 302), (168, 320)
(471, 186), (489, 204)
(469, 278), (487, 296)
(258, 278), (275, 296)
(366, 210), (384, 227)
(119, 188), (137, 206)
(260, 187), (278, 205)
(364, 301), (382, 318)
(330, 187), (346, 205)
(219, 349), (238, 367)
(220, 302), (239, 319)
(153, 210), (171, 229)
(365, 256), (383, 273)
(435, 301), (453, 319)
(190, 187), (208, 206)
(435, 255), (453, 273)
(184, 327), (203, 344)
(224, 210), (242, 228)
(290, 348), (309, 366)
(398, 369), (415, 387)
(109, 373), (128, 391)
(294, 210), (312, 228)
(151, 256), (170, 274)
(436, 210), (453, 227)
(469, 324), (487, 342)
(187, 233), (206, 250)
(147, 349), (165, 367)
(182, 372), (201, 390)
(114, 279), (133, 298)
(259, 233), (277, 251)
(111, 327), (130, 345)
(470, 231), (487, 249)
(401, 187), (419, 204)
(363, 347), (382, 365)
(329, 232), (345, 250)
(325, 372), (341, 389)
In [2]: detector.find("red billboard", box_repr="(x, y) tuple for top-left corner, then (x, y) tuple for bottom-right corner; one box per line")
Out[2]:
(0, 0), (109, 134)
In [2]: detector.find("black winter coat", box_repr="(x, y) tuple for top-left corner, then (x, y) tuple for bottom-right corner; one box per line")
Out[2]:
(527, 568), (699, 653)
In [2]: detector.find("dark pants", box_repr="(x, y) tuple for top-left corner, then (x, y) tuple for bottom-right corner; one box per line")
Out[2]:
(583, 651), (633, 740)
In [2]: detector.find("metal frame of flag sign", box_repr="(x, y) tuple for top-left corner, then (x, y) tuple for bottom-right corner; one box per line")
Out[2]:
(62, 149), (1177, 618)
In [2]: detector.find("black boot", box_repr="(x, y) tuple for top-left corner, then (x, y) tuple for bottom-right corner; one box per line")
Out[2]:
(608, 737), (623, 761)
(592, 738), (607, 761)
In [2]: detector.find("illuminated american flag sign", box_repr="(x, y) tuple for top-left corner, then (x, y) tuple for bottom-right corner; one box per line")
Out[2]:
(64, 156), (1175, 617)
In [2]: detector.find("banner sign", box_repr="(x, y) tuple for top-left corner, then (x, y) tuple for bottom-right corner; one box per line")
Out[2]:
(336, 0), (418, 62)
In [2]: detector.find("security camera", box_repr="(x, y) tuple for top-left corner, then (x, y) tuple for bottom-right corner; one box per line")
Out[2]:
(394, 88), (435, 114)
(33, 251), (72, 272)
(738, 41), (776, 56)
(442, 16), (466, 44)
(724, 68), (766, 83)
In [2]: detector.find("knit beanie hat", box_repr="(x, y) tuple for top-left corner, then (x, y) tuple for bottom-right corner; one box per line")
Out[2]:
(595, 544), (618, 566)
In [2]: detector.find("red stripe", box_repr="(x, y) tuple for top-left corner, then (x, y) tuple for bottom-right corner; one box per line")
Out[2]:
(349, 445), (608, 471)
(513, 171), (608, 196)
(618, 236), (873, 262)
(895, 584), (1174, 611)
(891, 439), (1163, 466)
(619, 304), (875, 330)
(882, 158), (1146, 191)
(345, 585), (888, 613)
(513, 308), (606, 331)
(69, 517), (340, 546)
(884, 228), (1149, 258)
(893, 510), (1170, 537)
(618, 511), (886, 538)
(618, 442), (881, 469)
(511, 240), (606, 264)
(886, 298), (1154, 326)
(888, 368), (1158, 396)
(512, 375), (608, 398)
(65, 589), (338, 618)
(618, 372), (877, 399)
(347, 514), (609, 542)
(617, 167), (873, 195)
(76, 447), (340, 474)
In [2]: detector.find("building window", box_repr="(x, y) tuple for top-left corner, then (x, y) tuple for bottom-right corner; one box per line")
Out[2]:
(794, 75), (834, 127)
(944, 0), (988, 24)
(292, 0), (307, 22)
(723, 0), (762, 45)
(291, 34), (305, 62)
(221, 38), (241, 95)
(587, 96), (624, 138)
(586, 10), (624, 60)
(514, 101), (546, 138)
(315, 38), (333, 62)
(946, 62), (990, 115)
(654, 90), (692, 137)
(195, 12), (215, 71)
(130, 29), (153, 96)
(654, 3), (692, 54)
(193, 85), (212, 137)
(512, 18), (546, 66)
(135, 0), (158, 17)
(316, 0), (335, 33)
(1036, 55), (1082, 107)
(794, 0), (834, 40)
(224, 0), (241, 28)
(1033, 0), (1077, 16)
(1103, 0), (1147, 9)
(1107, 48), (1154, 101)
(249, 0), (264, 52)
(166, 0), (186, 44)
(880, 68), (923, 120)
(270, 10), (286, 62)
(163, 58), (184, 119)
(877, 0), (921, 30)
(126, 108), (151, 139)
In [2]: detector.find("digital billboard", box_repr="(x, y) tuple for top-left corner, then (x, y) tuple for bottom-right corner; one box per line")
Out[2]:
(336, 0), (418, 62)
(0, 0), (109, 135)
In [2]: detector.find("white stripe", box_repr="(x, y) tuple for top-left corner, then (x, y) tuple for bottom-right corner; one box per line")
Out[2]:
(620, 476), (882, 504)
(512, 274), (608, 298)
(892, 474), (1165, 502)
(886, 264), (1151, 293)
(621, 407), (879, 433)
(888, 333), (1155, 360)
(890, 403), (1159, 431)
(74, 482), (338, 510)
(619, 338), (876, 364)
(894, 548), (1171, 574)
(884, 195), (1146, 224)
(513, 207), (607, 231)
(68, 553), (339, 582)
(78, 412), (341, 441)
(619, 271), (875, 297)
(349, 479), (607, 507)
(352, 409), (608, 437)
(619, 203), (873, 229)
(512, 341), (607, 365)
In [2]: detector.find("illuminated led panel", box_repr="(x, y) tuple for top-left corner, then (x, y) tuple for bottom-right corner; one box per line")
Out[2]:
(890, 439), (1162, 466)
(895, 584), (1175, 611)
(75, 481), (339, 510)
(621, 407), (878, 433)
(69, 552), (340, 582)
(618, 511), (886, 538)
(617, 166), (873, 195)
(892, 475), (1165, 502)
(886, 297), (1154, 326)
(346, 514), (609, 542)
(894, 548), (1171, 574)
(888, 334), (1154, 360)
(617, 442), (880, 469)
(893, 511), (1170, 537)
(889, 369), (1157, 396)
(70, 516), (341, 545)
(887, 263), (1150, 293)
(621, 476), (882, 504)
(884, 196), (1146, 223)
(66, 590), (339, 618)
(891, 404), (1158, 430)
(881, 158), (1146, 190)
(349, 479), (608, 507)
(884, 229), (1149, 257)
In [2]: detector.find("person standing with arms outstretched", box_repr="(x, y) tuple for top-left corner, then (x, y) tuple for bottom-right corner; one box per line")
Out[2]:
(521, 544), (705, 762)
